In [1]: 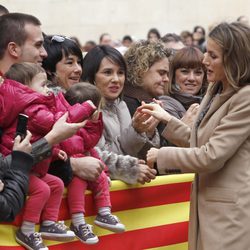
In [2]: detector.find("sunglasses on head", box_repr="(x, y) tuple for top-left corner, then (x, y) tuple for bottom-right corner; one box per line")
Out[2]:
(51, 35), (73, 43)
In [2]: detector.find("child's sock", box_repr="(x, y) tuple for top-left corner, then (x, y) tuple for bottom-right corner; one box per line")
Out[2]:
(98, 207), (111, 216)
(21, 221), (36, 236)
(72, 213), (85, 227)
(42, 220), (55, 226)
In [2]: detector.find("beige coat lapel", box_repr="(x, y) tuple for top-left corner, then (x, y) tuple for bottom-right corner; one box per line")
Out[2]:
(191, 83), (236, 147)
(200, 86), (235, 127)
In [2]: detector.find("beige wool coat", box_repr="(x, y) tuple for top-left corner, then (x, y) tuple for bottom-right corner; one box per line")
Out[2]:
(157, 82), (250, 250)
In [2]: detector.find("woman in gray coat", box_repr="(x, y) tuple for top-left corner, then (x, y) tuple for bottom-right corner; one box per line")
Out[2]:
(141, 21), (250, 250)
(82, 45), (158, 184)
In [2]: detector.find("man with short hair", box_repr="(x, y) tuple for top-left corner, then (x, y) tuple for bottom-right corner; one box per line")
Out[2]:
(0, 13), (47, 74)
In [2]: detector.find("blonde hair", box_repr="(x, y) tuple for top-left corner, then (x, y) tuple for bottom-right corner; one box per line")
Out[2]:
(124, 40), (171, 87)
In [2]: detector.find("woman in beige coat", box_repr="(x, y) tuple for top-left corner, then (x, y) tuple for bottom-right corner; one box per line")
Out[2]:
(139, 21), (250, 250)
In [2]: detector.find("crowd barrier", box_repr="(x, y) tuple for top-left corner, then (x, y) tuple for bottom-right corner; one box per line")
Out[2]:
(0, 174), (194, 250)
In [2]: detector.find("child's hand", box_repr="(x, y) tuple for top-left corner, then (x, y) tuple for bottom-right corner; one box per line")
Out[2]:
(0, 180), (4, 192)
(58, 150), (68, 161)
(146, 148), (159, 168)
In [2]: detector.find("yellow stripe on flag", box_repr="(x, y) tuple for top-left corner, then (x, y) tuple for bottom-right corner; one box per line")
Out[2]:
(147, 242), (188, 250)
(109, 174), (194, 192)
(76, 201), (190, 236)
(62, 174), (194, 198)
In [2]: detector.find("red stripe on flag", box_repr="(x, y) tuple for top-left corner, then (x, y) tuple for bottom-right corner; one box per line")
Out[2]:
(107, 182), (191, 212)
(51, 221), (188, 250)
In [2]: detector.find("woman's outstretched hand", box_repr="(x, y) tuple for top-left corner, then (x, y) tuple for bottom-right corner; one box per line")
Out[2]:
(137, 103), (173, 124)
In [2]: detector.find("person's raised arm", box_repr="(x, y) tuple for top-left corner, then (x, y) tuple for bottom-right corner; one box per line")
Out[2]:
(31, 112), (87, 165)
(0, 132), (33, 222)
(44, 112), (87, 146)
(139, 102), (191, 147)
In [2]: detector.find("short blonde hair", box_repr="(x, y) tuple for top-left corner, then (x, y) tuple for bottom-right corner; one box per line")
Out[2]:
(124, 40), (171, 87)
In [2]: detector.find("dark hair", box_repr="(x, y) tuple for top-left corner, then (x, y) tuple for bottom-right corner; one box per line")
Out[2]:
(82, 45), (127, 86)
(42, 35), (83, 80)
(5, 62), (45, 86)
(64, 82), (101, 107)
(161, 33), (182, 43)
(85, 40), (96, 47)
(0, 13), (41, 59)
(147, 28), (161, 40)
(193, 25), (206, 46)
(0, 5), (9, 15)
(70, 36), (82, 50)
(99, 33), (111, 43)
(168, 46), (207, 95)
(180, 30), (193, 40)
(193, 25), (206, 36)
(122, 35), (133, 42)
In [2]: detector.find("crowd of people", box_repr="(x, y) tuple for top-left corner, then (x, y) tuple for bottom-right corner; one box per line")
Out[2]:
(0, 3), (250, 250)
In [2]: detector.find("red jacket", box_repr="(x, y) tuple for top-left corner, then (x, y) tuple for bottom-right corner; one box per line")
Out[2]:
(0, 80), (95, 176)
(59, 115), (103, 158)
(57, 93), (104, 160)
(0, 79), (44, 128)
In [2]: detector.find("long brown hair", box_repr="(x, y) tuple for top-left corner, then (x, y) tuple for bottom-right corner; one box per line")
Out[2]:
(209, 22), (250, 89)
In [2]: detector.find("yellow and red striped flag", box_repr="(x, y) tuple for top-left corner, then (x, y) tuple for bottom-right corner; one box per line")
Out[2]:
(0, 174), (194, 250)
